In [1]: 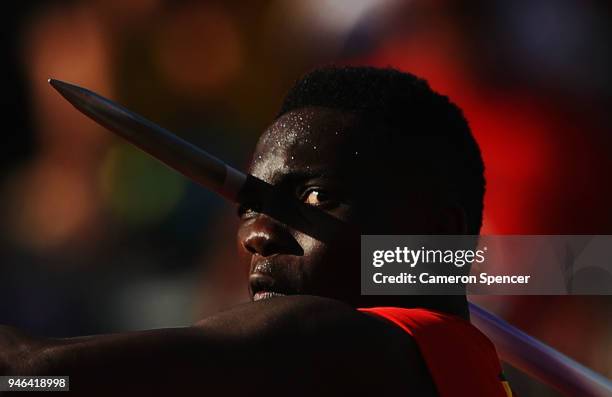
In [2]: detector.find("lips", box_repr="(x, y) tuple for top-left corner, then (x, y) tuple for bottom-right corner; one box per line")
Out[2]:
(253, 291), (286, 301)
(249, 259), (294, 301)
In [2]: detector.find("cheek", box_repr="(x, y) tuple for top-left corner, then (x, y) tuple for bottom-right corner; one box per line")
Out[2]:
(295, 232), (361, 298)
(295, 234), (327, 263)
(294, 235), (337, 281)
(295, 233), (359, 273)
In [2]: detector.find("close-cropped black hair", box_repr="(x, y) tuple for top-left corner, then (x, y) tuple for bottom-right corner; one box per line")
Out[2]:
(277, 66), (485, 234)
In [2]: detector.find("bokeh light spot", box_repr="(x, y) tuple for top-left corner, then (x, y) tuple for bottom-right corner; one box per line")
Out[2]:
(99, 144), (185, 225)
(155, 3), (242, 96)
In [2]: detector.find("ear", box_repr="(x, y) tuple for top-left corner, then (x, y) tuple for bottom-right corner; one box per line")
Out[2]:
(435, 205), (469, 234)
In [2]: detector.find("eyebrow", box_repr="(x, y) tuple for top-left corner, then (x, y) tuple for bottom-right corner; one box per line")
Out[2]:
(272, 167), (335, 188)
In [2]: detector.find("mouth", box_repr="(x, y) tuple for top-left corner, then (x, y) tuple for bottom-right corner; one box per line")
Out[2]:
(249, 264), (293, 301)
(253, 291), (286, 301)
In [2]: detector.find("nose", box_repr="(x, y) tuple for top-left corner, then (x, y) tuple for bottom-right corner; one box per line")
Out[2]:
(239, 214), (304, 257)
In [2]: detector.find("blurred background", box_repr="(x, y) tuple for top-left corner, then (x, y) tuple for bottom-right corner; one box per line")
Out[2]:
(0, 0), (610, 395)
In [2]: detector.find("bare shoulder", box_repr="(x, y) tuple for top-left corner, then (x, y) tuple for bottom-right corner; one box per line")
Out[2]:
(195, 296), (438, 396)
(196, 295), (405, 344)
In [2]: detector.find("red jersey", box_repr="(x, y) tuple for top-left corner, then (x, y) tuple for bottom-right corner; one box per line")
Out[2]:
(358, 307), (513, 397)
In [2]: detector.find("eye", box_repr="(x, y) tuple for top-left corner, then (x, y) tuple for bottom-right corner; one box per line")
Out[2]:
(302, 188), (331, 207)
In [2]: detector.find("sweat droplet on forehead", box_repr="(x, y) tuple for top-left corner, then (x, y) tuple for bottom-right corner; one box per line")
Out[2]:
(259, 110), (321, 149)
(250, 108), (363, 182)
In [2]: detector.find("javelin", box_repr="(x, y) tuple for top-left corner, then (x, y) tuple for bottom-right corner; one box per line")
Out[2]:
(49, 79), (612, 397)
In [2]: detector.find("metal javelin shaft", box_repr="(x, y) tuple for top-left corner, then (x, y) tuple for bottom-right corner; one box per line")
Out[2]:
(470, 302), (611, 397)
(49, 79), (611, 397)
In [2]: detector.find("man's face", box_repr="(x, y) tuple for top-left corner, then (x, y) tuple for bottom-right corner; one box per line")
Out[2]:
(237, 107), (434, 305)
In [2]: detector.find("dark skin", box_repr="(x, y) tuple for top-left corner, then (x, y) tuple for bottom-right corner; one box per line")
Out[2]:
(0, 107), (471, 396)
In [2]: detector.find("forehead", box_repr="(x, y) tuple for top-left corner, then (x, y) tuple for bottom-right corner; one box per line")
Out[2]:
(250, 107), (361, 183)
